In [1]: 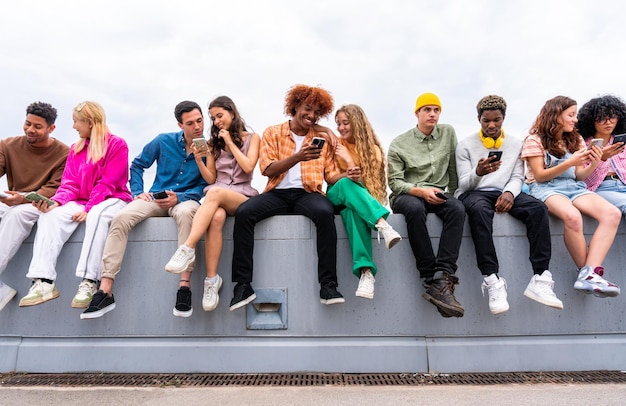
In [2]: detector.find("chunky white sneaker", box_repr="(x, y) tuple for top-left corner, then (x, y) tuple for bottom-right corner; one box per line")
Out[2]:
(18, 279), (59, 307)
(375, 222), (402, 249)
(355, 269), (375, 299)
(481, 273), (509, 315)
(165, 245), (195, 274)
(202, 275), (223, 312)
(524, 270), (563, 309)
(0, 281), (17, 312)
(574, 266), (620, 297)
(71, 279), (98, 308)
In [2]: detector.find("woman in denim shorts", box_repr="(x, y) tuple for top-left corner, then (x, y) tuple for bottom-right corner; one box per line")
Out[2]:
(521, 96), (621, 301)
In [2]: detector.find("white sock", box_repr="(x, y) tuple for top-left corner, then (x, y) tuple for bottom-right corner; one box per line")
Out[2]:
(205, 276), (219, 285)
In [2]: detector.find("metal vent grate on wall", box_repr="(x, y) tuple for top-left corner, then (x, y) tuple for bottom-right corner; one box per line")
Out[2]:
(1, 371), (625, 387)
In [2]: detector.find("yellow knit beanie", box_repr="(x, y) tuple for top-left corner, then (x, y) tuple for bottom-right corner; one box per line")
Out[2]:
(415, 93), (442, 112)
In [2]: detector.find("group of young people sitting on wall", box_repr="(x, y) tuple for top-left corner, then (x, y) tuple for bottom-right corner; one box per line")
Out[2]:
(0, 85), (623, 320)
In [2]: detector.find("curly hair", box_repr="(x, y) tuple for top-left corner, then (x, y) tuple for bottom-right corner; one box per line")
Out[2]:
(335, 104), (387, 204)
(530, 95), (582, 157)
(576, 95), (626, 139)
(208, 96), (247, 159)
(476, 95), (507, 117)
(26, 101), (57, 126)
(284, 84), (334, 118)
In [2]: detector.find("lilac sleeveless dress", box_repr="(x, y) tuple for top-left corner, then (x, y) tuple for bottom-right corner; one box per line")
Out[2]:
(203, 133), (259, 197)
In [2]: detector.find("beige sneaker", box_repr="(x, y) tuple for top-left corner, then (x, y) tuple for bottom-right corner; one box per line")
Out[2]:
(71, 279), (98, 308)
(375, 222), (401, 249)
(355, 269), (375, 299)
(19, 279), (59, 307)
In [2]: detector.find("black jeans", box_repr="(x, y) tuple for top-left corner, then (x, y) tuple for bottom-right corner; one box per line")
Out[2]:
(392, 193), (465, 280)
(459, 190), (551, 276)
(232, 188), (338, 286)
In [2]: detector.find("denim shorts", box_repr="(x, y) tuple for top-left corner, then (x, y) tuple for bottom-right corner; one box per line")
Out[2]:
(528, 178), (592, 202)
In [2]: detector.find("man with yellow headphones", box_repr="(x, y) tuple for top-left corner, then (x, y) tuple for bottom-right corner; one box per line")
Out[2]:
(388, 92), (466, 318)
(455, 95), (562, 315)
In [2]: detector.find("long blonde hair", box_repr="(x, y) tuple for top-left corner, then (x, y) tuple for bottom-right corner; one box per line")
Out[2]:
(335, 104), (387, 204)
(73, 101), (110, 163)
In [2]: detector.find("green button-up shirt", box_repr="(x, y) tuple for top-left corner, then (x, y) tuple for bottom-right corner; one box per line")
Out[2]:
(387, 124), (458, 206)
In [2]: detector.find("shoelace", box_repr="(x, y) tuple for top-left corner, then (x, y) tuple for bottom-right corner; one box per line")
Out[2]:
(78, 281), (94, 294)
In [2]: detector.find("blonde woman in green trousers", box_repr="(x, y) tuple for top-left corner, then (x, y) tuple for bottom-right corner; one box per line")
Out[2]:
(324, 104), (401, 299)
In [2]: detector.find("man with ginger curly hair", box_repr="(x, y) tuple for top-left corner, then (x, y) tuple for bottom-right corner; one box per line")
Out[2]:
(229, 84), (345, 310)
(455, 95), (561, 315)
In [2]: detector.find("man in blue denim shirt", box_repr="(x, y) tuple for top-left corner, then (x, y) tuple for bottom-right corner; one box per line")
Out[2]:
(80, 101), (208, 320)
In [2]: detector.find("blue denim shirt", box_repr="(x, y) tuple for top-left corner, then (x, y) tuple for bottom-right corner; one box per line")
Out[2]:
(129, 131), (207, 203)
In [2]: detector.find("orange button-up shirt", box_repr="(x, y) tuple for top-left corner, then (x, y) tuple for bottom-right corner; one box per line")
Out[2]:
(260, 121), (340, 194)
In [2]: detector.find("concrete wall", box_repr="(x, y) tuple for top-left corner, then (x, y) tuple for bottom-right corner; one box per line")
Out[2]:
(0, 214), (625, 373)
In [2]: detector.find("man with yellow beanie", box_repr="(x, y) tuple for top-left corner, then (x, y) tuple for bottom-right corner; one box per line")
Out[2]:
(387, 92), (466, 318)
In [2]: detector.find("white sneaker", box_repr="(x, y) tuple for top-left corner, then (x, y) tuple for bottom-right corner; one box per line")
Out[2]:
(355, 269), (375, 299)
(574, 266), (620, 297)
(0, 281), (17, 312)
(18, 279), (59, 307)
(375, 222), (402, 249)
(202, 275), (223, 312)
(165, 245), (195, 274)
(523, 270), (563, 309)
(481, 273), (509, 315)
(71, 279), (98, 308)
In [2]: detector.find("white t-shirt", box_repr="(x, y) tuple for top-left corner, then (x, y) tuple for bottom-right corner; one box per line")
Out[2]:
(276, 133), (305, 189)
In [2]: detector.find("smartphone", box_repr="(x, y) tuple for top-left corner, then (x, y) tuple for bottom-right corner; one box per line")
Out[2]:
(311, 137), (326, 149)
(435, 192), (448, 200)
(192, 137), (209, 153)
(487, 151), (503, 162)
(152, 191), (169, 200)
(612, 134), (626, 144)
(24, 192), (55, 207)
(588, 138), (604, 150)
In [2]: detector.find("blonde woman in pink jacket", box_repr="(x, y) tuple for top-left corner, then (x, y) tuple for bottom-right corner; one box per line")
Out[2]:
(19, 101), (132, 310)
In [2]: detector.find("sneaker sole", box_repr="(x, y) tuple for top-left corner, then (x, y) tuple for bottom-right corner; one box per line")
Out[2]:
(18, 290), (60, 307)
(173, 307), (193, 317)
(573, 283), (620, 298)
(229, 293), (256, 311)
(355, 290), (374, 299)
(387, 236), (401, 250)
(523, 289), (564, 309)
(422, 292), (464, 317)
(165, 255), (196, 274)
(489, 303), (510, 315)
(71, 297), (94, 309)
(0, 288), (17, 311)
(202, 277), (223, 312)
(320, 297), (346, 305)
(80, 302), (116, 319)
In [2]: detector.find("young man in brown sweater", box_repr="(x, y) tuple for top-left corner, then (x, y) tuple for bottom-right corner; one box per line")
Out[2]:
(0, 102), (69, 311)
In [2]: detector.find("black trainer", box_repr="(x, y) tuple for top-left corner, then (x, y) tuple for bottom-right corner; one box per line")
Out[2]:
(80, 290), (116, 320)
(229, 283), (256, 311)
(422, 271), (464, 318)
(173, 286), (193, 318)
(320, 281), (345, 305)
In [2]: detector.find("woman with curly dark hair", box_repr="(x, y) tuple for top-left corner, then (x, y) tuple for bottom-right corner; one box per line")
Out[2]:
(521, 96), (621, 300)
(576, 95), (626, 216)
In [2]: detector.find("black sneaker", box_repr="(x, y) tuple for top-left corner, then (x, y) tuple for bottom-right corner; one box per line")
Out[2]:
(320, 281), (345, 305)
(173, 286), (193, 318)
(422, 271), (464, 318)
(80, 290), (116, 320)
(229, 283), (256, 311)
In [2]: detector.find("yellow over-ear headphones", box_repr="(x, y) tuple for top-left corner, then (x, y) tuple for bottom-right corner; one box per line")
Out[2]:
(479, 129), (505, 149)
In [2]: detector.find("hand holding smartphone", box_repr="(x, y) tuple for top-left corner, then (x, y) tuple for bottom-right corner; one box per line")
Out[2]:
(435, 191), (448, 200)
(612, 134), (626, 145)
(192, 138), (209, 153)
(24, 192), (55, 207)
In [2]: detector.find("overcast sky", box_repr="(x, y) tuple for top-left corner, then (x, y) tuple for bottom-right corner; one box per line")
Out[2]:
(1, 0), (625, 192)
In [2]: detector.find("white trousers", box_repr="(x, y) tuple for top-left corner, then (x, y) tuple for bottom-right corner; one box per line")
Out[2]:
(26, 199), (128, 281)
(0, 202), (42, 274)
